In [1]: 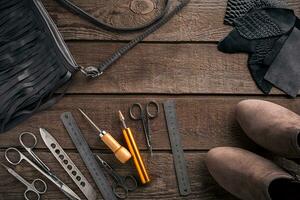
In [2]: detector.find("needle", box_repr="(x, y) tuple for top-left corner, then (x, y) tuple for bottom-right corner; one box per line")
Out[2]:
(78, 108), (102, 134)
(78, 108), (132, 164)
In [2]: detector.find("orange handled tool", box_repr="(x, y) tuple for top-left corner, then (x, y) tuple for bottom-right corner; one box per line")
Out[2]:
(119, 111), (150, 184)
(78, 109), (131, 164)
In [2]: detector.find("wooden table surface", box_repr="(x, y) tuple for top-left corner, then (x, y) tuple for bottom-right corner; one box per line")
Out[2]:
(1, 0), (300, 199)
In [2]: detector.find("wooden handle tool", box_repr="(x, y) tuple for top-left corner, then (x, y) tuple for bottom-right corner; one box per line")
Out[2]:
(78, 109), (131, 163)
(119, 111), (150, 184)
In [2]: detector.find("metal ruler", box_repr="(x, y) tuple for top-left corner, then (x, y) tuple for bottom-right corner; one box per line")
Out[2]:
(40, 128), (97, 200)
(163, 100), (191, 196)
(61, 112), (117, 200)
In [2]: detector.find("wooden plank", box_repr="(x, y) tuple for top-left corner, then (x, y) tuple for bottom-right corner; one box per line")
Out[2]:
(45, 0), (300, 41)
(65, 42), (290, 95)
(0, 151), (238, 200)
(1, 95), (299, 150)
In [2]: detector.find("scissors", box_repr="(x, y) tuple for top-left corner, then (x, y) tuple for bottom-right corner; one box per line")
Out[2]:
(5, 131), (81, 200)
(96, 155), (138, 199)
(1, 163), (47, 200)
(129, 101), (159, 156)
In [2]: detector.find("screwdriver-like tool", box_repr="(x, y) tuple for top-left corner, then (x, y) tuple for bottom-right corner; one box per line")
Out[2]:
(78, 108), (132, 164)
(119, 111), (150, 184)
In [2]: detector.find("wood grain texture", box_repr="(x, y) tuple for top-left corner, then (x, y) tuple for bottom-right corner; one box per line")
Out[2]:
(44, 0), (300, 42)
(1, 96), (299, 151)
(1, 0), (300, 199)
(0, 152), (238, 200)
(64, 42), (294, 95)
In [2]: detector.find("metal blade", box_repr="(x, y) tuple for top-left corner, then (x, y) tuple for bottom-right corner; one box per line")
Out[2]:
(39, 128), (82, 200)
(1, 163), (33, 189)
(40, 128), (52, 144)
(61, 184), (82, 200)
(40, 128), (97, 200)
(78, 108), (102, 133)
(0, 163), (10, 171)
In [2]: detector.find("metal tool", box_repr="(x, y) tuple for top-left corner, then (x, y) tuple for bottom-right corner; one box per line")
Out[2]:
(78, 108), (131, 164)
(119, 111), (150, 185)
(61, 112), (117, 200)
(40, 128), (97, 200)
(163, 100), (191, 196)
(1, 163), (47, 200)
(4, 132), (81, 200)
(129, 101), (159, 156)
(95, 154), (138, 199)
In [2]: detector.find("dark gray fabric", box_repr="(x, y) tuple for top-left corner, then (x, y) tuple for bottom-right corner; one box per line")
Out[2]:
(0, 0), (74, 132)
(264, 26), (300, 97)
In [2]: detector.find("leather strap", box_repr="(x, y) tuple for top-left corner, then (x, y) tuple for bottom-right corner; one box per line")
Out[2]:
(56, 0), (190, 78)
(56, 0), (171, 32)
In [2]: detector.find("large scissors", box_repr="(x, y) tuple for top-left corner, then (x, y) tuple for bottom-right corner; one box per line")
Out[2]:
(96, 155), (138, 199)
(5, 131), (81, 200)
(1, 163), (47, 200)
(129, 101), (159, 156)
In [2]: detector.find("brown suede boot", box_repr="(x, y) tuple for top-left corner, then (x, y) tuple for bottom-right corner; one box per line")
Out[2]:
(205, 147), (300, 200)
(236, 99), (300, 158)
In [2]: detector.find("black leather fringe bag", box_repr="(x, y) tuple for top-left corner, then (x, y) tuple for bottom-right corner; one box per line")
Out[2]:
(0, 0), (189, 132)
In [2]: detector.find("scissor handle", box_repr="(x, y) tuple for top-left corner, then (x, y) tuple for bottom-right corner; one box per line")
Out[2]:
(122, 175), (138, 192)
(32, 179), (47, 194)
(5, 147), (23, 165)
(129, 103), (143, 120)
(113, 183), (128, 199)
(24, 189), (40, 200)
(19, 132), (37, 149)
(146, 101), (159, 118)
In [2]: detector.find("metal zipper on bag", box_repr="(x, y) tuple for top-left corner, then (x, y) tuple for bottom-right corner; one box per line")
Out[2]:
(163, 100), (191, 196)
(33, 0), (78, 71)
(33, 0), (106, 78)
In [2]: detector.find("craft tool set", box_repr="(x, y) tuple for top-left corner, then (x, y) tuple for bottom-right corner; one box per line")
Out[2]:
(2, 100), (191, 199)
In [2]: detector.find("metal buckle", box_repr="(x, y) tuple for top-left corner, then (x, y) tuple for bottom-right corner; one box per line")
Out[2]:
(79, 66), (103, 78)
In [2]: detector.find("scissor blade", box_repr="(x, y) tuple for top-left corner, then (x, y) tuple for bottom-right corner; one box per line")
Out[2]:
(0, 163), (18, 177)
(1, 163), (16, 176)
(0, 163), (9, 171)
(1, 163), (20, 179)
(95, 154), (105, 164)
(47, 169), (81, 200)
(1, 163), (33, 189)
(61, 184), (82, 200)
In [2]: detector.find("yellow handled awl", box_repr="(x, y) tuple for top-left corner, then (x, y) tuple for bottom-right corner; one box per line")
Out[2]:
(78, 108), (131, 164)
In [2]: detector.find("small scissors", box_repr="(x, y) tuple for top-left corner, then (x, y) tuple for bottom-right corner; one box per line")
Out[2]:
(129, 101), (159, 156)
(96, 155), (138, 199)
(1, 163), (47, 200)
(5, 131), (81, 200)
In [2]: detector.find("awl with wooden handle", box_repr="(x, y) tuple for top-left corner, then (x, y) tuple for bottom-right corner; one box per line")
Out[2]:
(78, 108), (131, 164)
